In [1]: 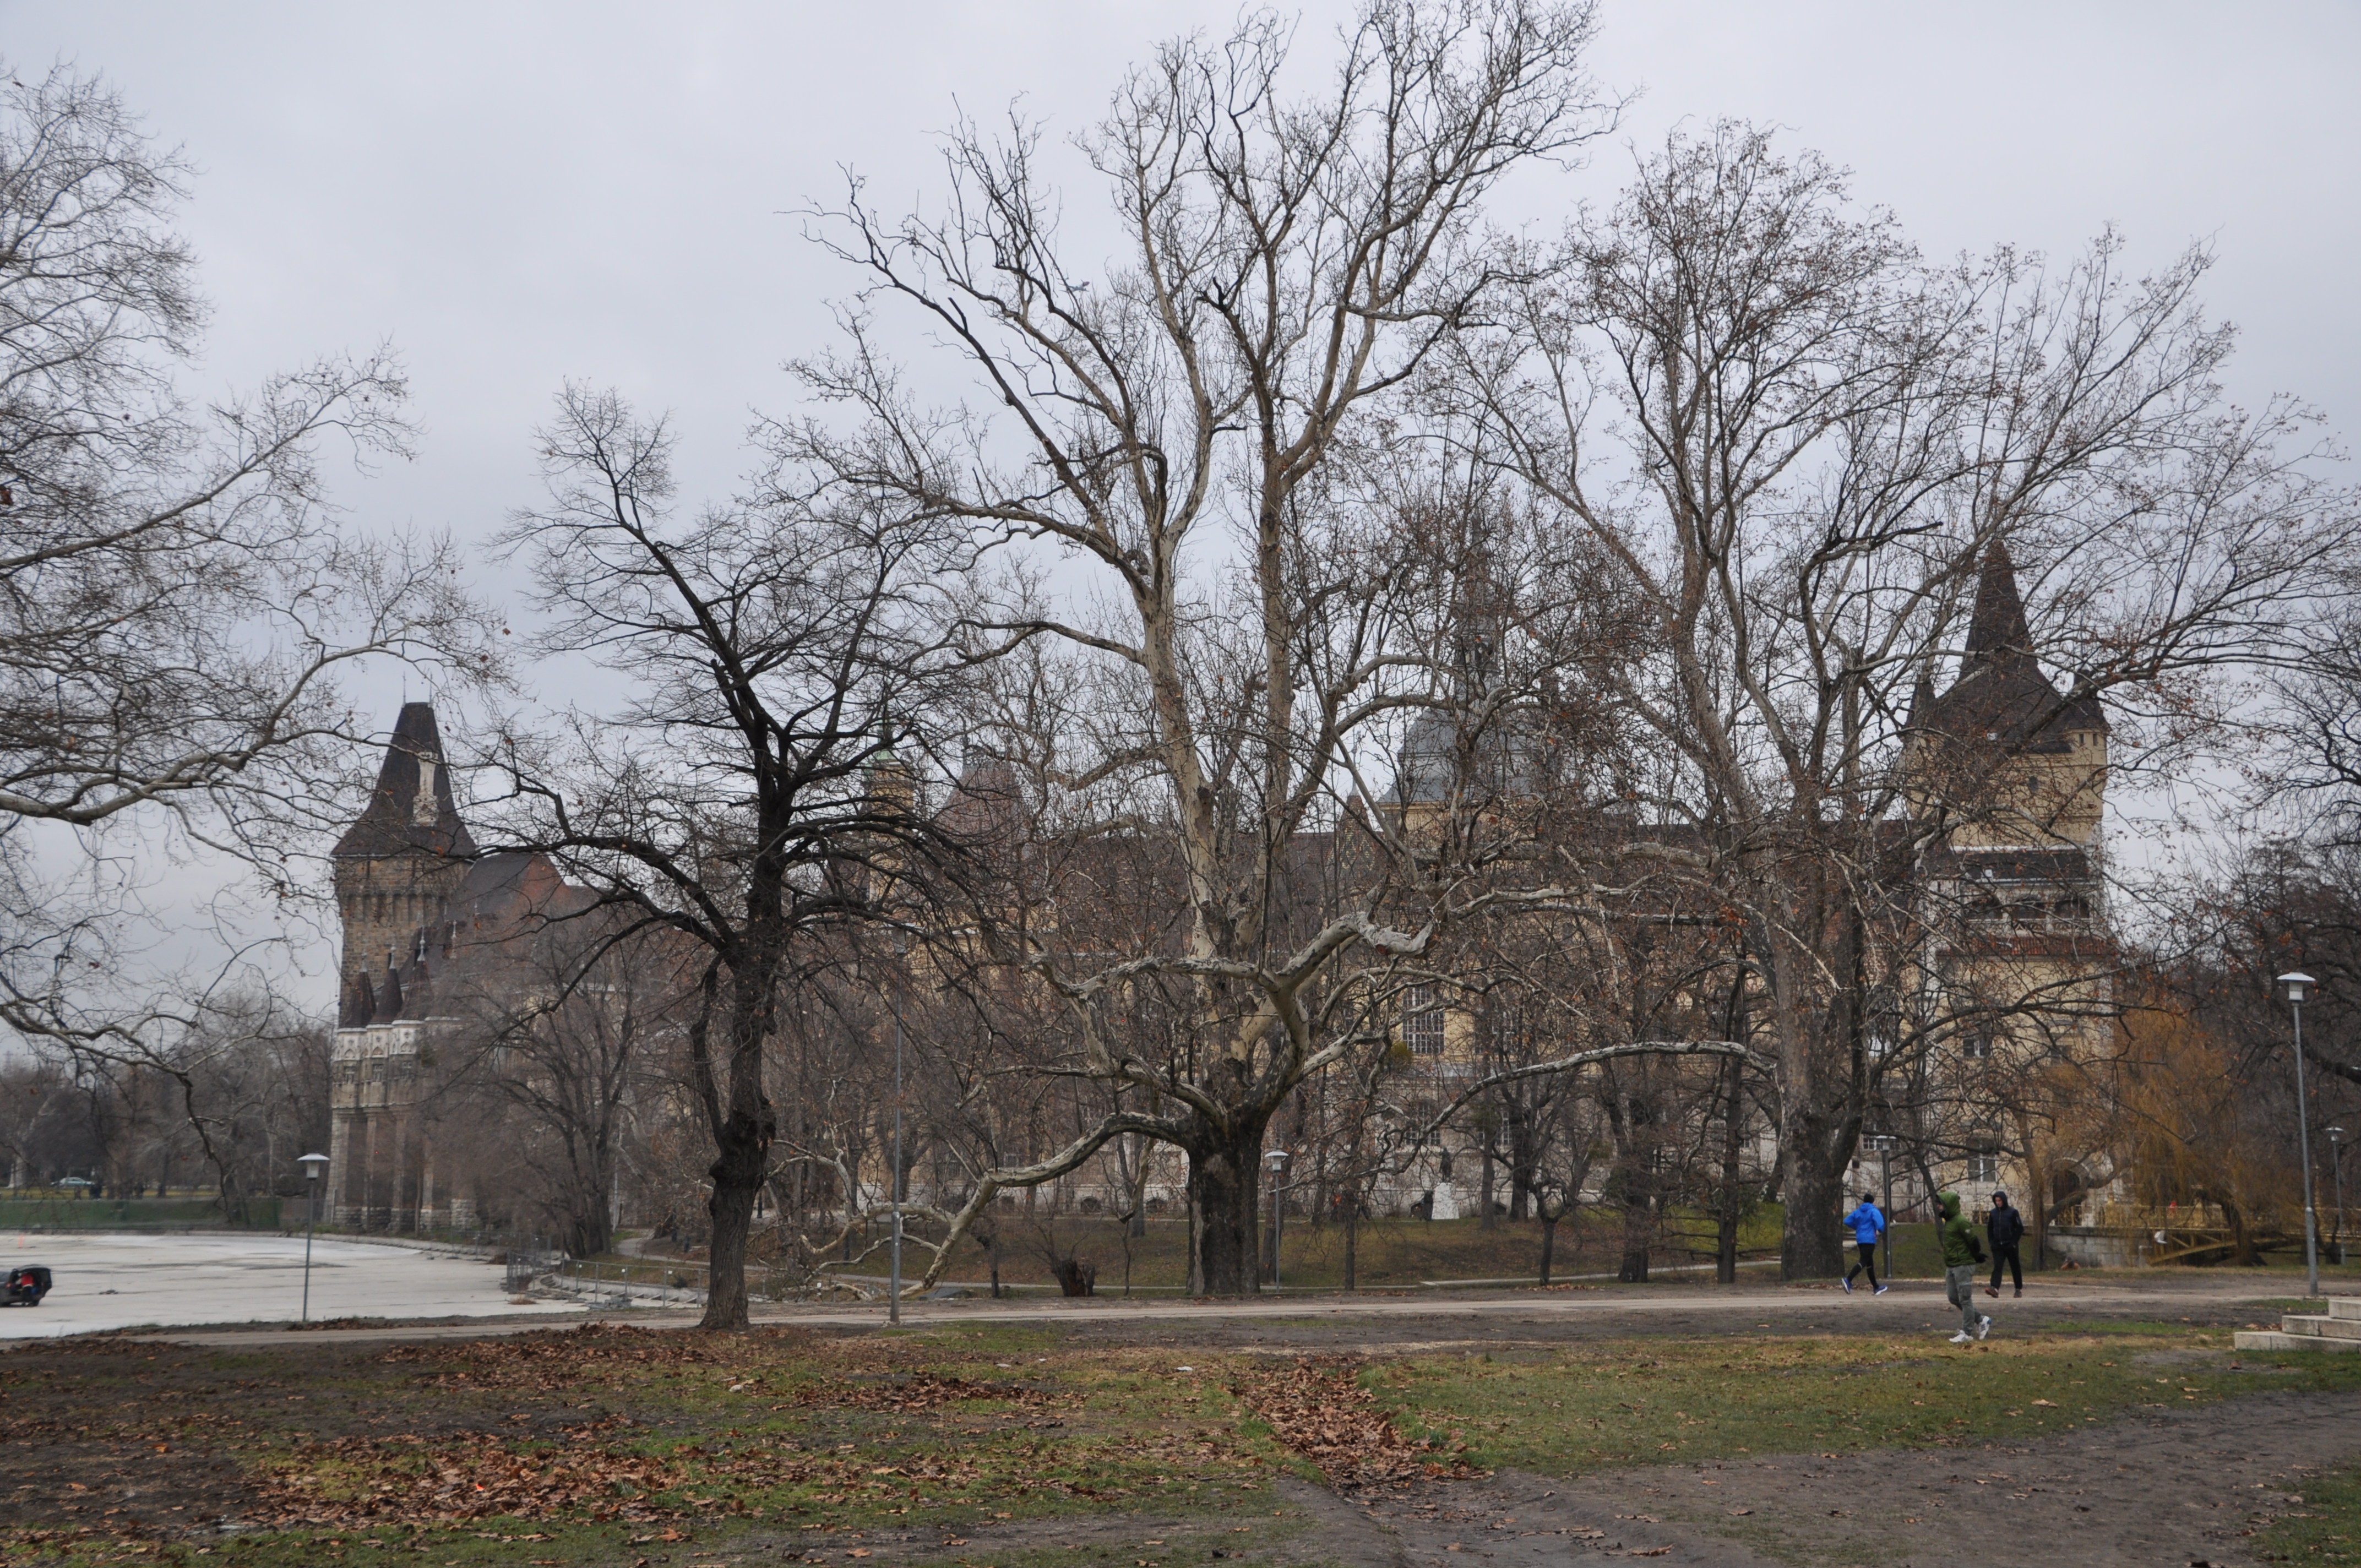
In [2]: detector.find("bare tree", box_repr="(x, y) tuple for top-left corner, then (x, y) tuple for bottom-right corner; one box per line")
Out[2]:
(444, 913), (688, 1258)
(792, 0), (1625, 1295)
(1468, 124), (2360, 1276)
(0, 64), (490, 1091)
(487, 386), (975, 1329)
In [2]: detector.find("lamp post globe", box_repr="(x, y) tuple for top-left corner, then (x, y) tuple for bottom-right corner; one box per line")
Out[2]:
(2276, 973), (2321, 1297)
(296, 1153), (329, 1323)
(1263, 1150), (1291, 1292)
(2331, 1128), (2350, 1266)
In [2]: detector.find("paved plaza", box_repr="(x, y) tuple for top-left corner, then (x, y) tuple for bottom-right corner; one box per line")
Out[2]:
(0, 1231), (580, 1338)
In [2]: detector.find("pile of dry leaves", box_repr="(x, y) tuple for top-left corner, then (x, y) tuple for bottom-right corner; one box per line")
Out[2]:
(246, 1424), (706, 1528)
(1233, 1358), (1482, 1491)
(244, 1423), (1010, 1529)
(795, 1374), (1063, 1413)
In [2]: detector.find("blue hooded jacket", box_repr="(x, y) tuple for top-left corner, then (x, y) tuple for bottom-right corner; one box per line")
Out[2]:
(1843, 1201), (1885, 1245)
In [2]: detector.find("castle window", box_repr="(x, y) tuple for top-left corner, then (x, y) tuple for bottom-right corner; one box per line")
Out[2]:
(1965, 1129), (2000, 1183)
(1962, 1033), (1993, 1060)
(2054, 894), (2092, 927)
(1403, 986), (1446, 1057)
(1966, 890), (2003, 929)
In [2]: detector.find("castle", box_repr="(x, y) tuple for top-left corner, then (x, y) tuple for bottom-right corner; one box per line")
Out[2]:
(322, 543), (2113, 1253)
(1381, 543), (2115, 1239)
(325, 703), (586, 1229)
(1890, 543), (2113, 1231)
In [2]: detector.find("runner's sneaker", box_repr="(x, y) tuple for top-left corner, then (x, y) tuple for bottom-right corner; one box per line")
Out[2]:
(1976, 1315), (1993, 1340)
(1874, 1284), (1890, 1295)
(1841, 1276), (1852, 1293)
(1949, 1331), (1972, 1344)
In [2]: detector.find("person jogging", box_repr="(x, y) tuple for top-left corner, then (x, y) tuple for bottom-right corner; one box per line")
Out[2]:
(1840, 1192), (1888, 1294)
(1939, 1191), (1991, 1343)
(1985, 1191), (2025, 1298)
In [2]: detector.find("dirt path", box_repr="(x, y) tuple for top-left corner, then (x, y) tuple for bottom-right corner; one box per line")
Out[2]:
(663, 1380), (2361, 1568)
(119, 1272), (2320, 1352)
(1280, 1386), (2361, 1568)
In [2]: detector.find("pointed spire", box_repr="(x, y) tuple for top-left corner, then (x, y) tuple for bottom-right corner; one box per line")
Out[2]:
(342, 971), (378, 1028)
(377, 955), (404, 1020)
(333, 703), (477, 860)
(396, 934), (432, 1020)
(1917, 540), (2107, 753)
(1906, 667), (1936, 730)
(1963, 543), (2034, 665)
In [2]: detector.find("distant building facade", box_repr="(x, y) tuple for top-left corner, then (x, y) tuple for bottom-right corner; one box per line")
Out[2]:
(327, 703), (585, 1229)
(1887, 545), (2114, 1231)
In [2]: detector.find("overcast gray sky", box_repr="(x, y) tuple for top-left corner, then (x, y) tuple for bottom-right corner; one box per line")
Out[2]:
(7, 0), (2354, 999)
(13, 2), (2354, 574)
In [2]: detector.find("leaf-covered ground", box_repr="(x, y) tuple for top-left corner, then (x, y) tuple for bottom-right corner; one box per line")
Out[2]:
(0, 1322), (1296, 1565)
(8, 1309), (2361, 1566)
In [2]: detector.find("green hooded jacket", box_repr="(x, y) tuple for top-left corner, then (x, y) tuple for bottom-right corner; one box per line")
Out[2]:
(1938, 1192), (1982, 1268)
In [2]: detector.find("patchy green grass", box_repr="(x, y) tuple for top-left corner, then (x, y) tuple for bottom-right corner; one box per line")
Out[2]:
(2259, 1463), (2361, 1563)
(1366, 1327), (2361, 1477)
(15, 1317), (2361, 1566)
(0, 1324), (1294, 1566)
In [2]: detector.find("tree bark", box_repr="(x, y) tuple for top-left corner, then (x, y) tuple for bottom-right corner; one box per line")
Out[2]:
(1716, 1051), (1745, 1285)
(1617, 1201), (1651, 1283)
(1539, 1213), (1557, 1286)
(1779, 1126), (1846, 1280)
(701, 1106), (770, 1329)
(698, 957), (779, 1331)
(1187, 1123), (1264, 1296)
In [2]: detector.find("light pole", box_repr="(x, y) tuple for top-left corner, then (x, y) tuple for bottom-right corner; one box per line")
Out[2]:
(2331, 1128), (2349, 1266)
(2278, 972), (2321, 1298)
(296, 1152), (329, 1322)
(889, 927), (908, 1327)
(1866, 1134), (1899, 1284)
(1263, 1148), (1291, 1292)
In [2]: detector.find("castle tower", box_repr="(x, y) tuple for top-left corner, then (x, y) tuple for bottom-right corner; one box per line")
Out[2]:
(328, 702), (473, 1231)
(1901, 544), (2113, 1242)
(333, 703), (475, 1000)
(1908, 543), (2109, 848)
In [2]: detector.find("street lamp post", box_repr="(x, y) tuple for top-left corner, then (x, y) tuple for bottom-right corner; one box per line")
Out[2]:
(2331, 1128), (2349, 1266)
(1263, 1149), (1291, 1293)
(2278, 972), (2322, 1298)
(889, 928), (908, 1327)
(296, 1153), (329, 1322)
(1866, 1134), (1899, 1284)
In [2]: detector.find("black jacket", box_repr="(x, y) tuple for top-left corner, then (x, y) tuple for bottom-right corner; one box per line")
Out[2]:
(1987, 1205), (2025, 1249)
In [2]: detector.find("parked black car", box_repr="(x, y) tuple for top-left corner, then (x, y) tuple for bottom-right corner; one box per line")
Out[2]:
(2, 1265), (51, 1305)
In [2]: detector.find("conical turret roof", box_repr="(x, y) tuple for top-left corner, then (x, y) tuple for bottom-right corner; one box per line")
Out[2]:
(333, 703), (477, 859)
(1919, 545), (2106, 754)
(376, 955), (404, 1020)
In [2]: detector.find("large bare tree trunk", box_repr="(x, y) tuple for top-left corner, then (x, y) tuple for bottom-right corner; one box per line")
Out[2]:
(1617, 1191), (1652, 1283)
(1779, 1118), (1846, 1280)
(1187, 1124), (1265, 1297)
(701, 1106), (773, 1329)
